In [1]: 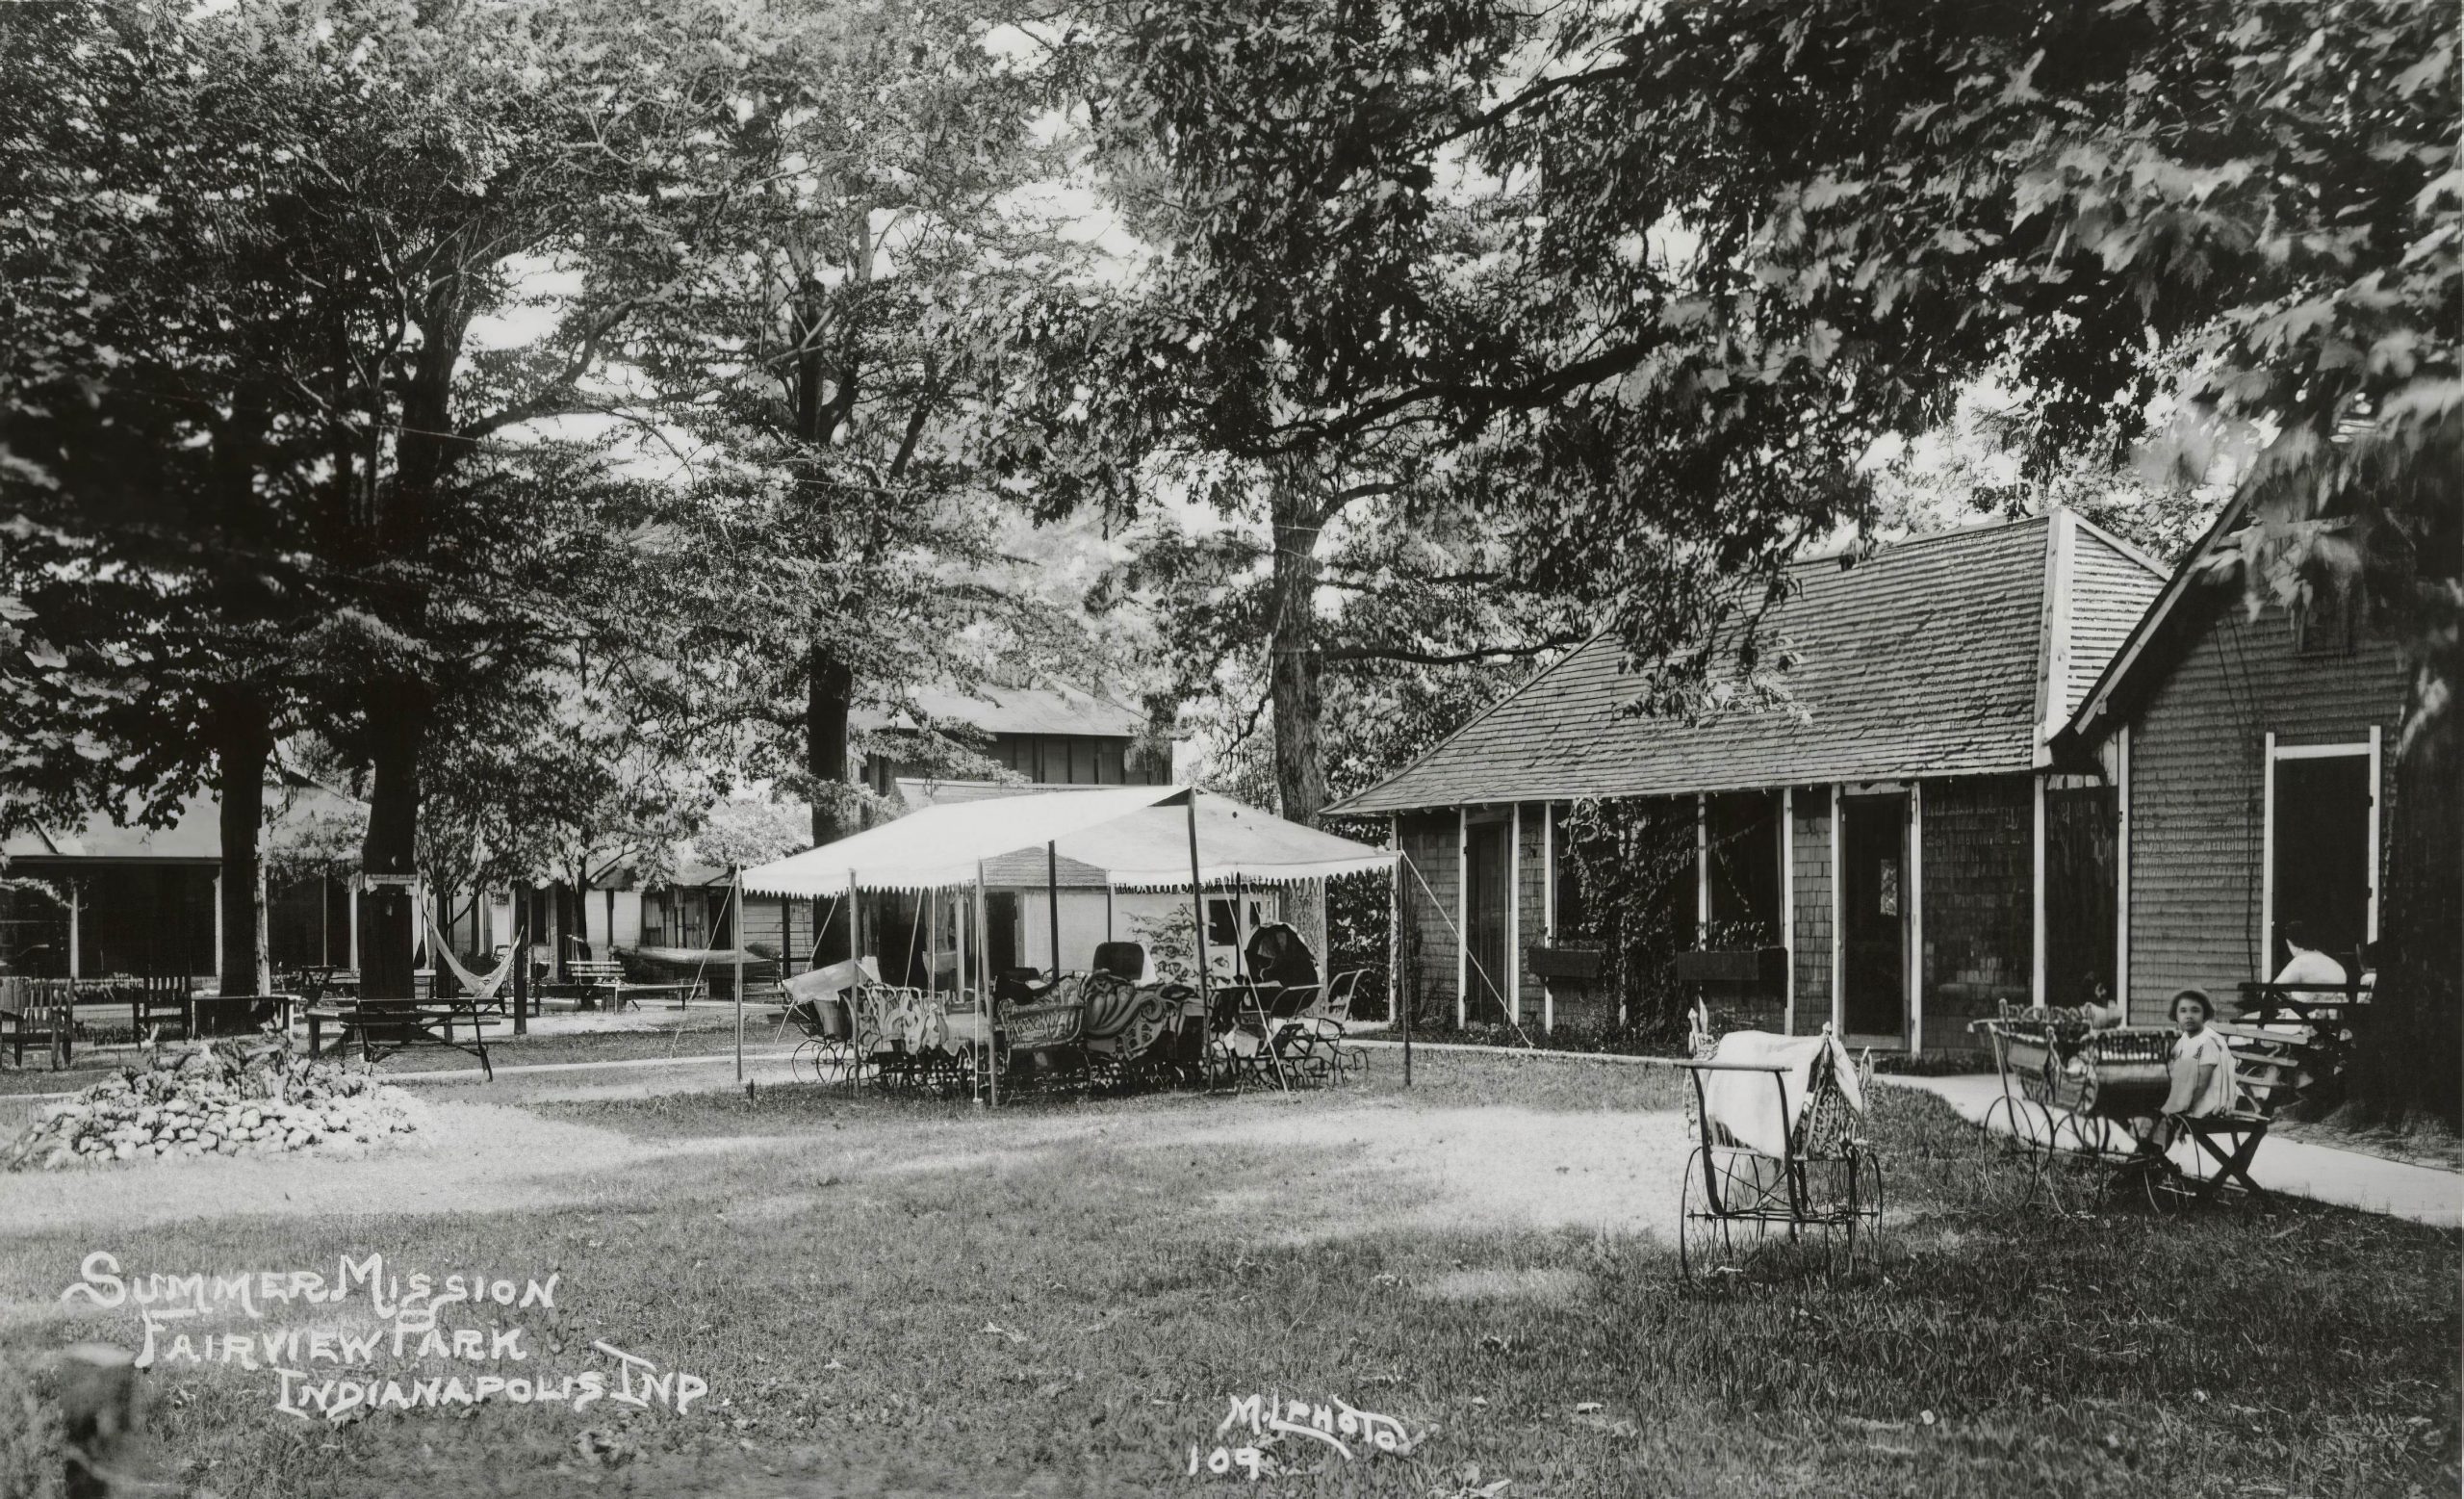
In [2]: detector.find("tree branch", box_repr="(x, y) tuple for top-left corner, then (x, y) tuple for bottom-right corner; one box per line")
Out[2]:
(1322, 633), (1589, 668)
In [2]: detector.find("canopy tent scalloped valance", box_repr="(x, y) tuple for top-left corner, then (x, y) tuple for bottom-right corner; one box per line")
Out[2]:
(732, 785), (1397, 898)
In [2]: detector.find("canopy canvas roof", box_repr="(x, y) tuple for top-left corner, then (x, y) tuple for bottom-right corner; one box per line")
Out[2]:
(1060, 792), (1398, 888)
(1330, 513), (2167, 814)
(734, 785), (1395, 898)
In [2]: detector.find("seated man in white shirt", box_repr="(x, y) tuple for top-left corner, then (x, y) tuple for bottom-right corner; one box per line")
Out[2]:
(2272, 921), (2348, 993)
(2261, 920), (2348, 1044)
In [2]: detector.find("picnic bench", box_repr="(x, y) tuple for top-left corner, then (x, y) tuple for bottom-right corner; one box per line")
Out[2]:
(626, 975), (707, 1010)
(191, 994), (296, 1038)
(123, 976), (195, 1040)
(0, 977), (75, 1068)
(305, 997), (500, 1079)
(564, 958), (635, 1011)
(2216, 979), (2370, 1116)
(282, 967), (361, 1005)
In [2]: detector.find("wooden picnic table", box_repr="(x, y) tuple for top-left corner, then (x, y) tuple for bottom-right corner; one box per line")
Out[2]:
(305, 997), (500, 1080)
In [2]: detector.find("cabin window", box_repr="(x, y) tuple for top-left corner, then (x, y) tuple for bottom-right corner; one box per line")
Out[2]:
(1203, 896), (1267, 951)
(1704, 791), (1784, 946)
(1549, 805), (1586, 937)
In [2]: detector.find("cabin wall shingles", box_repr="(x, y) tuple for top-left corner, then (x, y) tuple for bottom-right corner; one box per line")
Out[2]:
(1790, 789), (1834, 1033)
(2124, 598), (2404, 1022)
(1397, 811), (1459, 1021)
(1919, 774), (2034, 1051)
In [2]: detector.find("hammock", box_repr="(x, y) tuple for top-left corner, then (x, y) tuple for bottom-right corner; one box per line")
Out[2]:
(421, 908), (522, 1011)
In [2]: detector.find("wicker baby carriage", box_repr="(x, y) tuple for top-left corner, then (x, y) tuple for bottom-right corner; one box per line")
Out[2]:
(1081, 972), (1186, 1092)
(1973, 1003), (2172, 1162)
(1675, 1030), (1883, 1281)
(806, 984), (953, 1092)
(1974, 1001), (2271, 1211)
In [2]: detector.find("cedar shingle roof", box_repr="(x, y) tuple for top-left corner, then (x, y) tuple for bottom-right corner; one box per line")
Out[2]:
(852, 683), (1145, 738)
(1330, 513), (2165, 814)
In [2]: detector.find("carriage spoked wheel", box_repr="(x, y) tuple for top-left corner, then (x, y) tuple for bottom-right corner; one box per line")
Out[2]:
(1981, 1093), (2055, 1159)
(2137, 1136), (2251, 1215)
(2053, 1111), (2128, 1161)
(942, 1041), (983, 1097)
(2138, 1150), (2195, 1215)
(789, 1037), (829, 1085)
(1679, 1149), (1787, 1282)
(1677, 1147), (1739, 1283)
(1827, 1148), (1886, 1278)
(1792, 1150), (1884, 1279)
(1980, 1093), (2059, 1206)
(841, 1040), (883, 1094)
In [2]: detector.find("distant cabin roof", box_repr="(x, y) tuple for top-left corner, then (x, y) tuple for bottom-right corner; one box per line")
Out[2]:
(1330, 512), (2167, 815)
(2059, 494), (2253, 748)
(2, 783), (363, 865)
(854, 683), (1145, 739)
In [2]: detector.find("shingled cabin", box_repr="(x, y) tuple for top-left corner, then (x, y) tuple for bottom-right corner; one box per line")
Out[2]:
(1327, 512), (2169, 1054)
(2056, 499), (2411, 1019)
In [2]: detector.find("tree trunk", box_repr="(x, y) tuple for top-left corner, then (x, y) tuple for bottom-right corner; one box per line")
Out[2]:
(358, 690), (424, 998)
(553, 879), (579, 981)
(1270, 485), (1329, 826)
(808, 643), (857, 842)
(354, 297), (463, 1001)
(2347, 651), (2462, 1126)
(213, 692), (274, 998)
(807, 643), (856, 963)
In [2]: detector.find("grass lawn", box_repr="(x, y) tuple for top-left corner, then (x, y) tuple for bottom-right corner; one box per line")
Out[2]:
(2, 1053), (2455, 1498)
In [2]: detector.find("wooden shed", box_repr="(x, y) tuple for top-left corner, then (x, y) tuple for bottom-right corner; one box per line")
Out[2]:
(1328, 513), (2168, 1053)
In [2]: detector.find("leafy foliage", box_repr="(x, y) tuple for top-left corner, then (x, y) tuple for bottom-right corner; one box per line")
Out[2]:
(606, 0), (1093, 842)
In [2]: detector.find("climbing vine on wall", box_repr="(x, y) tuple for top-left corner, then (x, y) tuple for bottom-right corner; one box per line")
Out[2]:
(1555, 797), (1701, 1040)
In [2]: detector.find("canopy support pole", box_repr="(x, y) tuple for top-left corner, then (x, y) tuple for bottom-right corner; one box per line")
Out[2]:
(977, 862), (996, 1107)
(1046, 841), (1062, 979)
(1231, 873), (1247, 983)
(731, 866), (744, 1085)
(1186, 797), (1211, 1086)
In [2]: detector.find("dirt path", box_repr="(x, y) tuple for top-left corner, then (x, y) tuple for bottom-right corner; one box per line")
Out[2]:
(0, 1093), (802, 1237)
(2, 1075), (1693, 1246)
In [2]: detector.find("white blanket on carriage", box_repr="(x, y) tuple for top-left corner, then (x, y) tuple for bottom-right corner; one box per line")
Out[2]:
(783, 956), (879, 1005)
(1700, 1031), (1864, 1158)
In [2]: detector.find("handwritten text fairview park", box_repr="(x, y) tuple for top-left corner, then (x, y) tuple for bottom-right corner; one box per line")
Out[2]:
(59, 1252), (706, 1421)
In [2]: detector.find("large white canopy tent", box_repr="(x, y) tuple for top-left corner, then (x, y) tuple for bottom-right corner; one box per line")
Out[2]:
(730, 785), (1398, 1099)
